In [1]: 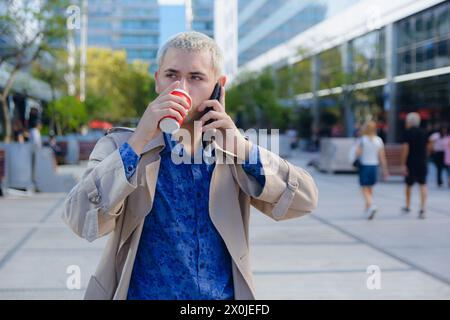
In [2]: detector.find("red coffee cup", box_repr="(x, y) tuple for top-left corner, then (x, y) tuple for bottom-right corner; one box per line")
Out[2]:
(158, 89), (192, 134)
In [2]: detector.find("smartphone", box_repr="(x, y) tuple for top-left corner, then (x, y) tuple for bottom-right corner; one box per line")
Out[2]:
(201, 82), (221, 149)
(201, 82), (221, 126)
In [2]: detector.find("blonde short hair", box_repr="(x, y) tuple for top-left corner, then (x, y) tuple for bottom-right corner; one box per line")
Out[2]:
(156, 31), (224, 77)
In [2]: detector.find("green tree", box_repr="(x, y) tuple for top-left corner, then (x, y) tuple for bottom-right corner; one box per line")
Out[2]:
(0, 0), (68, 142)
(84, 48), (157, 123)
(227, 68), (291, 131)
(46, 95), (87, 134)
(31, 49), (68, 134)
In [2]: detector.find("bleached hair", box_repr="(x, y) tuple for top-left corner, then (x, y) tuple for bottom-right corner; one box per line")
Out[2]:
(156, 31), (224, 77)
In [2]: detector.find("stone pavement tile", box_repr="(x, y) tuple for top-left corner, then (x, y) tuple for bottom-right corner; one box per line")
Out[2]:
(250, 244), (408, 273)
(22, 226), (109, 250)
(0, 227), (31, 251)
(331, 219), (450, 248)
(0, 204), (52, 223)
(385, 247), (450, 284)
(0, 288), (85, 300)
(0, 250), (7, 263)
(250, 224), (358, 245)
(0, 248), (102, 291)
(250, 208), (320, 227)
(0, 196), (64, 223)
(253, 270), (450, 300)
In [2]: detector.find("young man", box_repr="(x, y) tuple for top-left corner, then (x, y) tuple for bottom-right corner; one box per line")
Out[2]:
(401, 112), (430, 219)
(62, 32), (318, 300)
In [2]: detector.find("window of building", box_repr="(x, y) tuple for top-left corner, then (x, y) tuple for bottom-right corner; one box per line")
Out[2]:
(350, 28), (386, 83)
(396, 1), (450, 75)
(127, 49), (157, 60)
(121, 20), (158, 30)
(319, 47), (343, 90)
(119, 35), (158, 45)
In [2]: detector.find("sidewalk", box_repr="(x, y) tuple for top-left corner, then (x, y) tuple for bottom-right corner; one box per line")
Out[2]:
(0, 153), (449, 299)
(252, 151), (450, 299)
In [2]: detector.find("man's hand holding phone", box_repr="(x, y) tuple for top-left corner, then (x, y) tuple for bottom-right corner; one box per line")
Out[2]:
(128, 81), (189, 155)
(198, 85), (251, 159)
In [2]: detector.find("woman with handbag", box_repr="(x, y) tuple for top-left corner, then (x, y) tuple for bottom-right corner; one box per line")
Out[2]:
(355, 121), (389, 220)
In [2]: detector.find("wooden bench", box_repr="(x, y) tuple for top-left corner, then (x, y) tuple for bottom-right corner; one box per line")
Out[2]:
(0, 149), (5, 196)
(385, 144), (404, 176)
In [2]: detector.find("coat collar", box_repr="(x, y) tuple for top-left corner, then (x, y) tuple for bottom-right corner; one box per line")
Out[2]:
(140, 131), (236, 164)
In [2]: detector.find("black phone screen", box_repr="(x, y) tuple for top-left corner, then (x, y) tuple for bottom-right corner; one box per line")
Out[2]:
(201, 83), (221, 149)
(202, 83), (221, 126)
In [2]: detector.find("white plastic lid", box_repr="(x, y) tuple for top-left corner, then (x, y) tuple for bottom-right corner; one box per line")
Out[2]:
(159, 117), (180, 134)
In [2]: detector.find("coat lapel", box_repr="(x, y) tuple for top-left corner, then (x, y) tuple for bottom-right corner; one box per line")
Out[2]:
(118, 133), (165, 253)
(208, 144), (252, 281)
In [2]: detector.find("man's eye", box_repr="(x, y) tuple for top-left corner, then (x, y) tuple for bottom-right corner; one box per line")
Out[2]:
(166, 74), (176, 78)
(192, 76), (203, 81)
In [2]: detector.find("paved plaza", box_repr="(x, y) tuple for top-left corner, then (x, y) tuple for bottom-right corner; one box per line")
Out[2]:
(0, 152), (449, 299)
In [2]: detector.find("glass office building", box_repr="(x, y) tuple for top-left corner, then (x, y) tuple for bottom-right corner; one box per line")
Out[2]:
(240, 0), (450, 142)
(85, 0), (235, 76)
(83, 0), (160, 70)
(191, 0), (215, 37)
(238, 0), (360, 66)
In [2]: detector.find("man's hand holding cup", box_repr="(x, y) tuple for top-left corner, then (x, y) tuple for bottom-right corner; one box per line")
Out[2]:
(128, 81), (191, 155)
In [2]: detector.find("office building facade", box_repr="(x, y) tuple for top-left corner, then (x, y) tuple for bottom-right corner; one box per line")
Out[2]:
(85, 0), (160, 69)
(239, 0), (450, 142)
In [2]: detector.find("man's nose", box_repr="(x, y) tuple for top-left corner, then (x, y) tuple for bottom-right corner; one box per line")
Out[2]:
(178, 78), (189, 92)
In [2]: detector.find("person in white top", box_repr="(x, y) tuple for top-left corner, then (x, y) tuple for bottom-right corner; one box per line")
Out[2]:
(29, 122), (42, 149)
(442, 128), (450, 188)
(428, 126), (448, 187)
(355, 121), (389, 220)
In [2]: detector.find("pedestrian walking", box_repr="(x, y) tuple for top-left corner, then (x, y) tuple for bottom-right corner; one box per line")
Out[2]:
(354, 121), (389, 220)
(401, 113), (431, 219)
(442, 127), (450, 188)
(429, 125), (448, 188)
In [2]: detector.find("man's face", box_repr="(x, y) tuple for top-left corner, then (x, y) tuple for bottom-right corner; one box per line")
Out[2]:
(155, 47), (226, 123)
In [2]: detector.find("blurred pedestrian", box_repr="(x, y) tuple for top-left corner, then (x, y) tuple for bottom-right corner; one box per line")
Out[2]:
(401, 113), (430, 219)
(12, 119), (25, 144)
(429, 125), (448, 188)
(443, 127), (450, 188)
(28, 119), (42, 149)
(287, 128), (298, 150)
(355, 121), (389, 220)
(46, 132), (63, 166)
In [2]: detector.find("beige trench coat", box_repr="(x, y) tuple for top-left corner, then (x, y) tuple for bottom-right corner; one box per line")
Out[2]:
(62, 128), (318, 300)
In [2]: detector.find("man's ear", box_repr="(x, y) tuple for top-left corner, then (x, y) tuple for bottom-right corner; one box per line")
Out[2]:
(154, 71), (160, 94)
(219, 75), (227, 87)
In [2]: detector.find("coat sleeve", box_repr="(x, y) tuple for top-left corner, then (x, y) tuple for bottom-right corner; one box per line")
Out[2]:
(229, 144), (318, 221)
(61, 135), (138, 242)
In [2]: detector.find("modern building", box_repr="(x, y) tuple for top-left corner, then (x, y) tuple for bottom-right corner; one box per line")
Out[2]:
(239, 0), (450, 142)
(237, 0), (360, 67)
(84, 0), (238, 78)
(85, 0), (160, 70)
(190, 0), (215, 38)
(213, 0), (238, 82)
(187, 0), (238, 81)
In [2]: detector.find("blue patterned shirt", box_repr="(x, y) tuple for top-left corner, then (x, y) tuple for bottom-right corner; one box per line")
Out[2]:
(119, 133), (265, 300)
